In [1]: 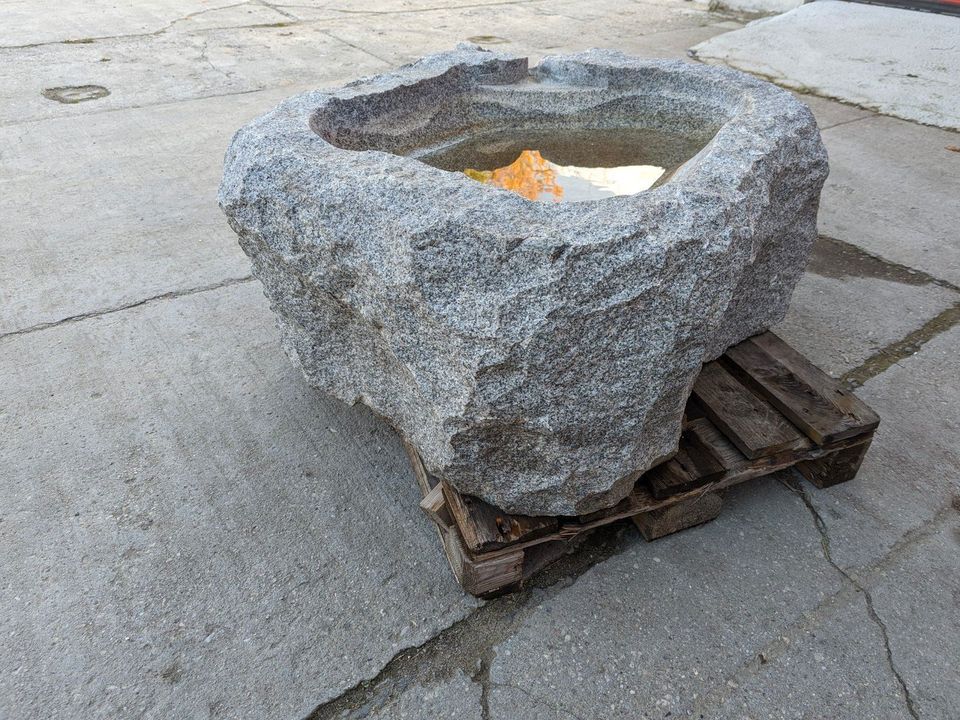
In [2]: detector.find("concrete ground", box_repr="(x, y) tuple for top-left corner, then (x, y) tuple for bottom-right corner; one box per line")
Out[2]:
(692, 1), (960, 130)
(1, 1), (958, 718)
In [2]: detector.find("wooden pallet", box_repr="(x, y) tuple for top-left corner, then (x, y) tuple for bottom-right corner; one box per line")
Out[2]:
(406, 331), (880, 598)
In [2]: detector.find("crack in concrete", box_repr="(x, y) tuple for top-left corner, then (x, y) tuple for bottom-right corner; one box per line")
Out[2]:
(302, 524), (636, 719)
(319, 30), (394, 66)
(692, 476), (953, 717)
(861, 591), (921, 720)
(818, 113), (872, 131)
(0, 275), (254, 343)
(256, 0), (301, 21)
(0, 1), (295, 51)
(784, 477), (921, 720)
(198, 36), (234, 80)
(302, 596), (527, 719)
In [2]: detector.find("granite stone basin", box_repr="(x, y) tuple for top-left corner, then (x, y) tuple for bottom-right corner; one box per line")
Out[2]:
(219, 46), (828, 516)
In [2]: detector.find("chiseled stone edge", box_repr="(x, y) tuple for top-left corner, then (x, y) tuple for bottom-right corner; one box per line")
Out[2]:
(219, 46), (827, 515)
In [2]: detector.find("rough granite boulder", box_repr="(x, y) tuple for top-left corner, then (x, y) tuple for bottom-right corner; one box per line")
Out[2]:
(219, 46), (828, 516)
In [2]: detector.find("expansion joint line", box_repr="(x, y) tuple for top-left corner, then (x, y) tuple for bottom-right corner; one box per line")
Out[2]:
(840, 302), (960, 389)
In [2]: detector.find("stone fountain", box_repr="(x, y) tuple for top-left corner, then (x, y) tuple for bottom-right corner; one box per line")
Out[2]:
(219, 46), (828, 516)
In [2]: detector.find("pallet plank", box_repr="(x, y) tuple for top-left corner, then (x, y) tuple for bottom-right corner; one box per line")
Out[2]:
(647, 418), (728, 498)
(437, 521), (524, 597)
(692, 361), (807, 459)
(723, 333), (880, 445)
(687, 414), (748, 469)
(632, 491), (724, 540)
(752, 333), (880, 430)
(441, 482), (558, 554)
(797, 437), (873, 488)
(403, 439), (435, 495)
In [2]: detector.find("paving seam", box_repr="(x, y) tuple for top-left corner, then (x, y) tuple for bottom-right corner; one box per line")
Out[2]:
(0, 275), (253, 343)
(842, 302), (960, 388)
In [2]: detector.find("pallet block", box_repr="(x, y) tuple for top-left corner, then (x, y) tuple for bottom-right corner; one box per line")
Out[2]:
(408, 332), (880, 598)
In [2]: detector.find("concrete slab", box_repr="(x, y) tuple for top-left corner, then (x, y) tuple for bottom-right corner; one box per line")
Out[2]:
(0, 281), (478, 719)
(806, 325), (960, 571)
(870, 521), (960, 720)
(364, 672), (483, 720)
(487, 480), (843, 719)
(0, 1), (267, 47)
(711, 597), (910, 719)
(311, 0), (723, 66)
(775, 238), (959, 378)
(1, 87), (325, 335)
(690, 1), (960, 130)
(1, 0), (729, 124)
(818, 115), (960, 286)
(0, 24), (387, 125)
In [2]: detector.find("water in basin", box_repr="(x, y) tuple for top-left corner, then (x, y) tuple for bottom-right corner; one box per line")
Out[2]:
(416, 127), (708, 203)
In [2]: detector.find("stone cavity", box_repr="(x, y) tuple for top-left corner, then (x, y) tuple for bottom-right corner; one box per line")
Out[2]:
(219, 46), (828, 516)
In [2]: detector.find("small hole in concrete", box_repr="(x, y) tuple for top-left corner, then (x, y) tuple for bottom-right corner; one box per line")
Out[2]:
(42, 85), (110, 104)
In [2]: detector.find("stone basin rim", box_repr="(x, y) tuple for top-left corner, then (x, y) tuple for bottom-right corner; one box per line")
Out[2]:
(258, 47), (817, 215)
(220, 47), (818, 220)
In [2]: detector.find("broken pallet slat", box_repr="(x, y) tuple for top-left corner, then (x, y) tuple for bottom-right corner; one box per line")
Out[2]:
(419, 483), (452, 527)
(722, 333), (880, 445)
(406, 451), (525, 597)
(441, 481), (559, 554)
(405, 435), (560, 554)
(692, 360), (807, 459)
(439, 515), (525, 597)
